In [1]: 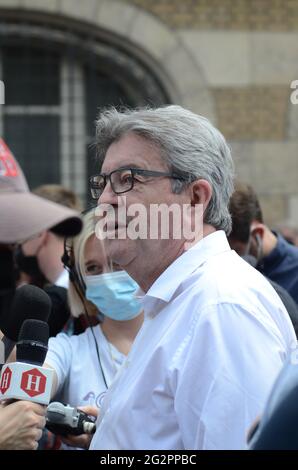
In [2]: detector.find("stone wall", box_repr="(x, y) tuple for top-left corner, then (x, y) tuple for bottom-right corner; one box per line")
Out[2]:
(124, 0), (298, 31)
(0, 0), (297, 226)
(121, 0), (298, 227)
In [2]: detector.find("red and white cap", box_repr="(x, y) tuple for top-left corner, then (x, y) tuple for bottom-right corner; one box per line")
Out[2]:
(0, 138), (82, 243)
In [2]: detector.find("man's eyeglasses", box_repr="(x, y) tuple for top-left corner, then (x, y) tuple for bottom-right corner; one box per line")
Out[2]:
(89, 168), (187, 200)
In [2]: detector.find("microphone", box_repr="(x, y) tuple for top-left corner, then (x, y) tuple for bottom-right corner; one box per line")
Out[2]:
(0, 319), (54, 405)
(0, 284), (52, 364)
(16, 319), (49, 366)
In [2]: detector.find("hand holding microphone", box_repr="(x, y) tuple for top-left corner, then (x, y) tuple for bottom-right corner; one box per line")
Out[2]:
(0, 319), (54, 404)
(0, 317), (53, 450)
(0, 400), (46, 450)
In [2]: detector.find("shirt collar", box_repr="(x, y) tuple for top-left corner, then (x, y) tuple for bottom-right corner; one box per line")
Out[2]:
(141, 230), (231, 306)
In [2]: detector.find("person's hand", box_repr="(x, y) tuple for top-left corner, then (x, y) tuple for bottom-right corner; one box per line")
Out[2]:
(59, 405), (99, 450)
(0, 400), (46, 450)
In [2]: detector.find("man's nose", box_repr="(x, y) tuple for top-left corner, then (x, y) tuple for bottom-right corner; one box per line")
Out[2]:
(98, 179), (118, 206)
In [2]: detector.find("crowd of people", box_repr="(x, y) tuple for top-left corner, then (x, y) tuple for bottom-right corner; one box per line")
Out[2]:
(1, 105), (298, 450)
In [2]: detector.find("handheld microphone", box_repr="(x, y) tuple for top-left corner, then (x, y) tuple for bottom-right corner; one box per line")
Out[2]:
(16, 319), (49, 365)
(0, 319), (54, 405)
(0, 284), (52, 364)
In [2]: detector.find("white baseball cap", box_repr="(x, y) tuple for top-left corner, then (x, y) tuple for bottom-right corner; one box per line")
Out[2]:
(0, 138), (82, 243)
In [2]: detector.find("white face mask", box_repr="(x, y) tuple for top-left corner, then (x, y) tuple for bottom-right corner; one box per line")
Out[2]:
(85, 270), (141, 321)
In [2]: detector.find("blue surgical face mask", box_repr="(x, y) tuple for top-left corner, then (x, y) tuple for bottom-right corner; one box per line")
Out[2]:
(85, 271), (142, 321)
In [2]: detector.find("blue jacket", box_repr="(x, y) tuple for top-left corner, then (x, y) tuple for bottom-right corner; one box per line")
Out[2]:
(259, 233), (298, 304)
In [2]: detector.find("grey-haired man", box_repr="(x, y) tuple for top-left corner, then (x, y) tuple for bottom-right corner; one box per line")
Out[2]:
(89, 106), (295, 450)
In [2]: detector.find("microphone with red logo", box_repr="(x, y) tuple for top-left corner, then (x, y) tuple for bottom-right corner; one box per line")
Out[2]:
(0, 319), (54, 405)
(0, 284), (52, 365)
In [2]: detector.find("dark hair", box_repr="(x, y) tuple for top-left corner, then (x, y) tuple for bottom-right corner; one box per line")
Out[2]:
(229, 182), (263, 243)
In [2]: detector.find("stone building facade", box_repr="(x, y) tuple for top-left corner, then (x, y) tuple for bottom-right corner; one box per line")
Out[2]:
(0, 0), (297, 226)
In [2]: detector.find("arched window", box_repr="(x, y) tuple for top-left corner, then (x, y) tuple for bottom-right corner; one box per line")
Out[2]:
(0, 20), (169, 202)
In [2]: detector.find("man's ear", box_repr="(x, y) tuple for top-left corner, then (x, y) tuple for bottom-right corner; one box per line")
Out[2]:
(190, 179), (212, 212)
(250, 223), (265, 241)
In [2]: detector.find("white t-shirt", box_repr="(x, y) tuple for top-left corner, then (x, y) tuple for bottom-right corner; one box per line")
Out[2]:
(45, 325), (126, 409)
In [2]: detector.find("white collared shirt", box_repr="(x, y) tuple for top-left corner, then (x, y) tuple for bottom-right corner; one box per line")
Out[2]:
(90, 231), (296, 450)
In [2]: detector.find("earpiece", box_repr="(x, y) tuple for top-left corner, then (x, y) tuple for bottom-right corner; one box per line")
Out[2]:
(62, 238), (86, 292)
(254, 233), (263, 263)
(61, 250), (70, 268)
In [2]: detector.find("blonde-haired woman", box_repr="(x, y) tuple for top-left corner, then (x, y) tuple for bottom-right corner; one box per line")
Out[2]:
(44, 209), (143, 448)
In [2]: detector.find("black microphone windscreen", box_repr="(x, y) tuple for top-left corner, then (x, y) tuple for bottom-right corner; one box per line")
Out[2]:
(1, 284), (52, 341)
(16, 319), (49, 365)
(18, 319), (49, 345)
